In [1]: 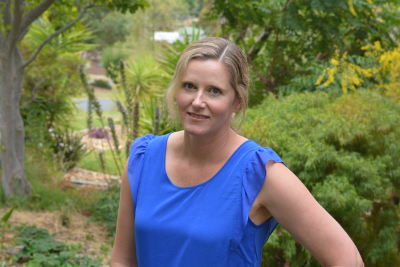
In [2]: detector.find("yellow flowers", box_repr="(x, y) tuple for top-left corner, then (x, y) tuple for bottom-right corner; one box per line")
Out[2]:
(315, 41), (400, 102)
(348, 0), (358, 17)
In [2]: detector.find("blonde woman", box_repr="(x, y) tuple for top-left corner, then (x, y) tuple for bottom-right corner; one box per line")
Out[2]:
(111, 37), (364, 267)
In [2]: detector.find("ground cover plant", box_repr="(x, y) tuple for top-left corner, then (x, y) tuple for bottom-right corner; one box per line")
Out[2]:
(241, 89), (400, 266)
(13, 225), (102, 267)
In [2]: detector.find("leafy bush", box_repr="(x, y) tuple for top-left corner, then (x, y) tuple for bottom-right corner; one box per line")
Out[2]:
(13, 225), (101, 266)
(242, 90), (400, 266)
(101, 44), (129, 82)
(91, 79), (112, 89)
(89, 184), (120, 238)
(48, 128), (87, 172)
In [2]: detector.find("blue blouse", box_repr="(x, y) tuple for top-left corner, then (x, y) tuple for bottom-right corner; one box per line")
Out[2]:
(127, 133), (284, 266)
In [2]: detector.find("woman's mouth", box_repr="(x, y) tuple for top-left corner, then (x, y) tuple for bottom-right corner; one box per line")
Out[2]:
(188, 113), (209, 119)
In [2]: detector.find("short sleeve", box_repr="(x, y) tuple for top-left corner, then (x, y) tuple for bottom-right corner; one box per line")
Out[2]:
(127, 134), (155, 215)
(234, 147), (286, 247)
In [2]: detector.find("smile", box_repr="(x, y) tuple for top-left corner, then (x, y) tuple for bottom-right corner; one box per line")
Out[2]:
(188, 113), (209, 119)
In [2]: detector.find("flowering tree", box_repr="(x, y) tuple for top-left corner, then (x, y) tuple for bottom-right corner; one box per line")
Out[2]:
(316, 42), (400, 102)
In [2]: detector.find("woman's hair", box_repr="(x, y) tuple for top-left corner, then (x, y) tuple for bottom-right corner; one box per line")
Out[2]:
(165, 37), (250, 129)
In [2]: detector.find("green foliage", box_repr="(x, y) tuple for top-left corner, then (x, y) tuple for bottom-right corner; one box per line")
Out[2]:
(13, 225), (101, 267)
(26, 17), (98, 53)
(0, 145), (98, 212)
(206, 0), (400, 102)
(91, 79), (112, 89)
(1, 208), (14, 255)
(124, 55), (165, 99)
(159, 29), (202, 82)
(89, 185), (120, 238)
(84, 11), (131, 48)
(20, 17), (96, 143)
(48, 128), (87, 172)
(242, 90), (400, 266)
(101, 44), (130, 82)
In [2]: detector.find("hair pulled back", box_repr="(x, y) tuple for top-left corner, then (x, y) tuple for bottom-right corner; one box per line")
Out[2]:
(165, 37), (250, 129)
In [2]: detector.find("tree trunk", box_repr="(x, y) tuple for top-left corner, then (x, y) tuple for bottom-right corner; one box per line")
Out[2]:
(0, 45), (32, 198)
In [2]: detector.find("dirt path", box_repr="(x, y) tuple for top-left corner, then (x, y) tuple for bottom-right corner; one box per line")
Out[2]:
(0, 208), (112, 266)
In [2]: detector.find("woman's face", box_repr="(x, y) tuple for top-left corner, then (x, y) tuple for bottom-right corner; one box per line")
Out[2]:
(176, 59), (241, 137)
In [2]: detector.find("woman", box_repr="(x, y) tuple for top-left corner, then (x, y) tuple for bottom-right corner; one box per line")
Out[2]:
(111, 37), (364, 267)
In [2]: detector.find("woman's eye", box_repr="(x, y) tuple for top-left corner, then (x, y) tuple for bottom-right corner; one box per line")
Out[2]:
(211, 88), (220, 94)
(184, 83), (194, 89)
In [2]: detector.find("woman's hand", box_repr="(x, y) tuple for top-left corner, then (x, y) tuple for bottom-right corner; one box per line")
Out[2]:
(110, 160), (138, 267)
(259, 161), (364, 267)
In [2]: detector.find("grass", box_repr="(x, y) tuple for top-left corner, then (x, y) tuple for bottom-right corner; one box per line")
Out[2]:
(70, 108), (121, 131)
(75, 86), (116, 100)
(78, 150), (123, 176)
(0, 145), (99, 212)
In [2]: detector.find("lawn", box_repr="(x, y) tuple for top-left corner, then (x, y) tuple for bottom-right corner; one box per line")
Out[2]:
(70, 108), (122, 131)
(78, 149), (123, 176)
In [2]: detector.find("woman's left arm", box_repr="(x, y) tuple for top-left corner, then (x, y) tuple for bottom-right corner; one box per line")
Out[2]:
(260, 161), (364, 267)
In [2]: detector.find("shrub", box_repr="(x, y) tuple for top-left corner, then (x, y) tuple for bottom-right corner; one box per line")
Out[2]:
(101, 44), (129, 82)
(89, 184), (120, 238)
(242, 89), (400, 267)
(91, 79), (112, 90)
(48, 128), (87, 172)
(13, 225), (101, 266)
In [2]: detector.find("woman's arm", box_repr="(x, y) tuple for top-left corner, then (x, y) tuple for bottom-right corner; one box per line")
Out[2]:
(259, 161), (364, 267)
(111, 160), (138, 267)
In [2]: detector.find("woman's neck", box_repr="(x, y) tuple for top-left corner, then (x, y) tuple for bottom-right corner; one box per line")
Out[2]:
(178, 128), (240, 164)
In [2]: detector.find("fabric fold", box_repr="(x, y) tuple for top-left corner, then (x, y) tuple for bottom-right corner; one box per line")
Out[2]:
(234, 147), (285, 248)
(127, 134), (155, 215)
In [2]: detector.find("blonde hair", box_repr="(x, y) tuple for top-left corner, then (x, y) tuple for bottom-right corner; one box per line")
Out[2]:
(165, 37), (249, 129)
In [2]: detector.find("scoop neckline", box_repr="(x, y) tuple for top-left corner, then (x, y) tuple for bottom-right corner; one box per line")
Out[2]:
(163, 133), (251, 189)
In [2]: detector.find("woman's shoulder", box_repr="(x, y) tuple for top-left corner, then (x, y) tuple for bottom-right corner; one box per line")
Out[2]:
(129, 134), (156, 155)
(130, 133), (175, 154)
(240, 138), (283, 163)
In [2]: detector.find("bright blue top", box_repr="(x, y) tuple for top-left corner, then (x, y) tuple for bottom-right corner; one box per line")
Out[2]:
(127, 133), (285, 266)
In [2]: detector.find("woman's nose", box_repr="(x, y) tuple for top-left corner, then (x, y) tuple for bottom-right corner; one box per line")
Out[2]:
(192, 90), (206, 109)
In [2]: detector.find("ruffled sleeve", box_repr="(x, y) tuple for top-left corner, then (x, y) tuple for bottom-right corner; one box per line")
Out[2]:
(234, 147), (286, 247)
(127, 134), (155, 215)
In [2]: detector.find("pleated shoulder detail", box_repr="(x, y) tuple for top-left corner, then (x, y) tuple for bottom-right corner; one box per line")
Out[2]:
(127, 134), (155, 215)
(233, 144), (286, 249)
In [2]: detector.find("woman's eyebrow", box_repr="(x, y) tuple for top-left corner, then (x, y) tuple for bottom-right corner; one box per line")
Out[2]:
(181, 80), (194, 84)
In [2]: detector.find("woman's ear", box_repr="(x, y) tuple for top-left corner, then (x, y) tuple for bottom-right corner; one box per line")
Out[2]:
(233, 98), (242, 113)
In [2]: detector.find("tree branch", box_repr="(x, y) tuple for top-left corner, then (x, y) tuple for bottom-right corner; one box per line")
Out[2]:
(268, 0), (289, 82)
(235, 23), (248, 44)
(275, 31), (320, 79)
(237, 18), (269, 88)
(19, 0), (56, 36)
(248, 26), (273, 59)
(20, 78), (48, 109)
(7, 0), (23, 51)
(269, 30), (279, 80)
(22, 5), (92, 69)
(18, 27), (29, 42)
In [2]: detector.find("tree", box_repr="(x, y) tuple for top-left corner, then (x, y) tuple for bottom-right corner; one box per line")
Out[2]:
(0, 0), (149, 198)
(206, 0), (400, 102)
